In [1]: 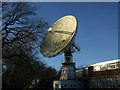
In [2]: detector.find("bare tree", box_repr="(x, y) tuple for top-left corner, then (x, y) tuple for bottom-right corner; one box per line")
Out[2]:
(2, 2), (48, 67)
(2, 2), (47, 56)
(2, 2), (49, 88)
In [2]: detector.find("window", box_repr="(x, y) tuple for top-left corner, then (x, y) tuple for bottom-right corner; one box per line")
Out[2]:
(107, 63), (116, 69)
(113, 78), (117, 87)
(64, 84), (66, 87)
(118, 78), (120, 87)
(116, 62), (120, 68)
(74, 84), (76, 87)
(61, 86), (63, 88)
(110, 78), (113, 87)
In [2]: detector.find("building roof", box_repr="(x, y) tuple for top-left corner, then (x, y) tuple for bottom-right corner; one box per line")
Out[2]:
(88, 59), (120, 67)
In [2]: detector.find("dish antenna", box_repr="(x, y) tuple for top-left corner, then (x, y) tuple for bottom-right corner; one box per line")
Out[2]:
(40, 15), (81, 89)
(40, 15), (80, 57)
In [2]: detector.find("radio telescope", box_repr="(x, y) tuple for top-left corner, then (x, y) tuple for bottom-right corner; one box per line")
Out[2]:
(40, 15), (81, 89)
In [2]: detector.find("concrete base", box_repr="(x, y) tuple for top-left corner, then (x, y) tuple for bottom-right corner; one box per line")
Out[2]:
(53, 80), (83, 90)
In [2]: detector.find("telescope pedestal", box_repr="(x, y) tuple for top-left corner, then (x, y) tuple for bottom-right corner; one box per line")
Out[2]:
(60, 49), (76, 80)
(53, 49), (83, 89)
(60, 62), (76, 80)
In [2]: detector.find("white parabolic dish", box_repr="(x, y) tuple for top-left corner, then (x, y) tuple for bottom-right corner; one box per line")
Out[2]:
(40, 15), (77, 57)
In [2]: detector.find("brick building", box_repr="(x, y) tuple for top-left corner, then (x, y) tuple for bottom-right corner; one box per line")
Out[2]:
(76, 59), (120, 90)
